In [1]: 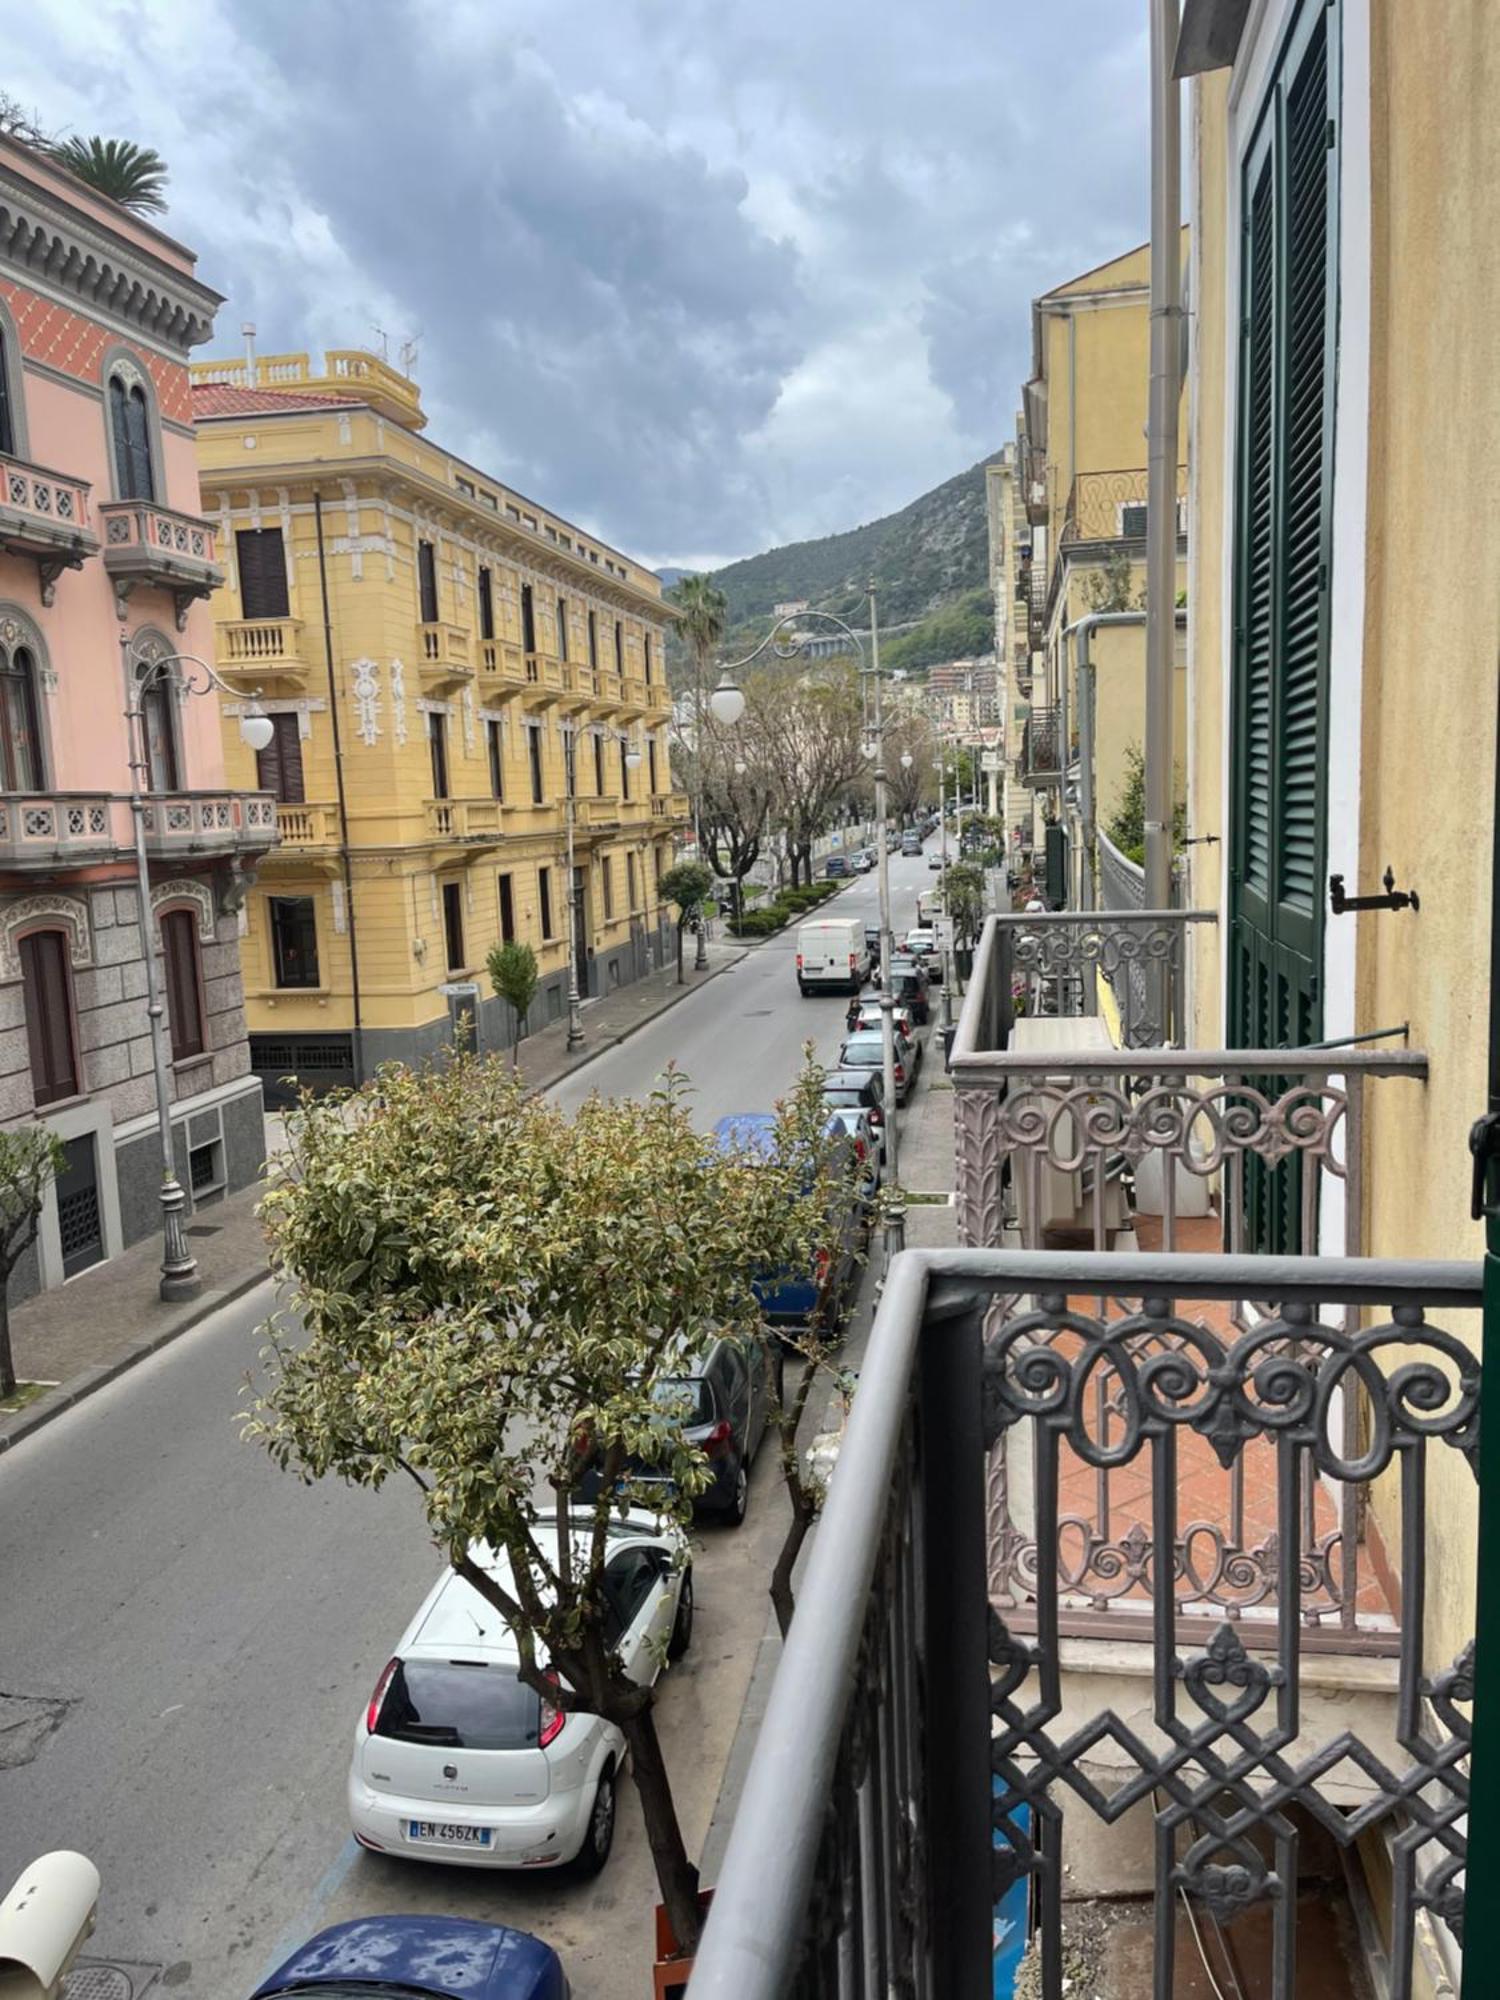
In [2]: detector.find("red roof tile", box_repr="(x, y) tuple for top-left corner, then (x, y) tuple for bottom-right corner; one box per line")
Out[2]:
(191, 381), (364, 417)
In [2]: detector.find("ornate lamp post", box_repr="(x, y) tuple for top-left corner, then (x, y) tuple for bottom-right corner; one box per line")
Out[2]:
(123, 634), (273, 1301)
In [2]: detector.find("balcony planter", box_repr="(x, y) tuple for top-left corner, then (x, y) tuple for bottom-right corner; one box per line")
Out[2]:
(652, 1888), (713, 1998)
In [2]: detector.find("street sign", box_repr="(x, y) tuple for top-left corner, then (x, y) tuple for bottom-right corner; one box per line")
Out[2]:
(439, 981), (479, 998)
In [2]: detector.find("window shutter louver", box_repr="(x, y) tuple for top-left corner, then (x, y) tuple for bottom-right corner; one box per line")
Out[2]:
(237, 529), (290, 619)
(21, 931), (80, 1105)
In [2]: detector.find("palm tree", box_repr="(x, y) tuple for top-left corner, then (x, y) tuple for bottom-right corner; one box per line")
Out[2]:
(667, 572), (728, 828)
(50, 137), (169, 215)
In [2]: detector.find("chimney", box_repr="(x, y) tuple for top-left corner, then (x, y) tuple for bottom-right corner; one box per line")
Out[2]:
(242, 322), (257, 388)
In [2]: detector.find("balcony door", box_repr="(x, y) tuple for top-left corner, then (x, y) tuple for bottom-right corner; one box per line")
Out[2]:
(236, 528), (290, 620)
(138, 669), (181, 793)
(1228, 0), (1338, 1251)
(255, 714), (305, 803)
(0, 643), (44, 791)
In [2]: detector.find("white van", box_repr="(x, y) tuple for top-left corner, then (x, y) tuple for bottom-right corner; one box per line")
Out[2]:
(796, 916), (869, 995)
(916, 887), (945, 926)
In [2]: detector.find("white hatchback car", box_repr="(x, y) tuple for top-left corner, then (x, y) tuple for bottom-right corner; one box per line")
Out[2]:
(349, 1511), (692, 1874)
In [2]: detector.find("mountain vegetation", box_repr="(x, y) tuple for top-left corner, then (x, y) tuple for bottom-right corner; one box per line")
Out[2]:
(662, 450), (1001, 684)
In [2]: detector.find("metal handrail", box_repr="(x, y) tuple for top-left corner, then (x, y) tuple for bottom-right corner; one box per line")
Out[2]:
(689, 1245), (1484, 1998)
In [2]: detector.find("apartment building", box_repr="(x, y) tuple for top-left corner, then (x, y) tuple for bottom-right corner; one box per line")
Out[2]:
(190, 349), (688, 1102)
(0, 135), (273, 1298)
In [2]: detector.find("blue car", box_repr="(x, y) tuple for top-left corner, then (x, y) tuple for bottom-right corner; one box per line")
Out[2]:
(712, 1113), (860, 1332)
(253, 1917), (568, 2000)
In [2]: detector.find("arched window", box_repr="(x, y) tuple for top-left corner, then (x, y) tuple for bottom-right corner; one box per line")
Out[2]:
(137, 661), (180, 792)
(109, 373), (155, 500)
(159, 908), (205, 1062)
(0, 642), (44, 790)
(20, 927), (80, 1105)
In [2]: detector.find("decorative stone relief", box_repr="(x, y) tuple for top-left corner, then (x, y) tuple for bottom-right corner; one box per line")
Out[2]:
(389, 658), (408, 746)
(222, 697), (322, 738)
(151, 878), (215, 944)
(341, 478), (362, 579)
(331, 880), (348, 935)
(350, 658), (381, 745)
(0, 892), (92, 982)
(460, 686), (476, 758)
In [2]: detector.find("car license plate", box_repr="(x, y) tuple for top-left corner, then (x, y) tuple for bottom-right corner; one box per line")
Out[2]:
(407, 1820), (493, 1847)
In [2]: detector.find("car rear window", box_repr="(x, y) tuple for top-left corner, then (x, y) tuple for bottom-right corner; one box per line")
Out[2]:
(841, 1036), (884, 1063)
(652, 1376), (714, 1426)
(375, 1660), (541, 1750)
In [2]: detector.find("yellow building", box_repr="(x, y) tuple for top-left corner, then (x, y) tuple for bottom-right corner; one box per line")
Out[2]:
(1011, 240), (1188, 905)
(190, 349), (687, 1097)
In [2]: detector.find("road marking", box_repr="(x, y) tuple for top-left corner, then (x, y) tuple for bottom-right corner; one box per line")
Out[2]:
(251, 1835), (360, 1986)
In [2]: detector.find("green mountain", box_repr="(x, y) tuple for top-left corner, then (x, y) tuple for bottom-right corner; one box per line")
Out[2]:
(664, 451), (1001, 681)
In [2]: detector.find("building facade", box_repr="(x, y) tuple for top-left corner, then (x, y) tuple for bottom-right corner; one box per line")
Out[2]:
(0, 136), (274, 1299)
(190, 350), (687, 1100)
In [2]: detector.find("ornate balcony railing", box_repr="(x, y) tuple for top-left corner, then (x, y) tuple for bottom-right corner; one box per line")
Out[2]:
(273, 801), (339, 848)
(218, 617), (310, 685)
(984, 905), (1211, 1048)
(416, 622), (474, 688)
(0, 451), (98, 600)
(1060, 464), (1188, 544)
(0, 790), (278, 863)
(1019, 704), (1063, 787)
(99, 500), (222, 629)
(690, 1246), (1480, 2000)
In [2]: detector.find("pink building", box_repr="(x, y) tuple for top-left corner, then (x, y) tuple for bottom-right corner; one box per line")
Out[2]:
(0, 136), (275, 1295)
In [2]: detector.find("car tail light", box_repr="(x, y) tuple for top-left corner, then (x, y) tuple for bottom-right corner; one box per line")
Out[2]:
(853, 1136), (867, 1161)
(894, 1062), (905, 1083)
(539, 1670), (566, 1748)
(848, 953), (856, 968)
(869, 1106), (884, 1126)
(704, 1418), (733, 1458)
(796, 953), (803, 968)
(366, 1657), (399, 1733)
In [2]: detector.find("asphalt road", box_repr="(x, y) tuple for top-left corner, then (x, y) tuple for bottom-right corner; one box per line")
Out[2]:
(0, 841), (935, 2000)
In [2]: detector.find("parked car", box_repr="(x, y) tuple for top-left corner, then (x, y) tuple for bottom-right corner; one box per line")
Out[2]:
(850, 998), (921, 1051)
(884, 959), (932, 1024)
(797, 915), (870, 994)
(824, 1105), (883, 1210)
(823, 853), (851, 879)
(839, 1030), (914, 1104)
(863, 922), (883, 961)
(820, 1067), (888, 1157)
(579, 1332), (777, 1525)
(904, 926), (944, 977)
(886, 830), (902, 853)
(900, 830), (922, 856)
(928, 850), (944, 869)
(348, 1513), (691, 1874)
(712, 1112), (862, 1330)
(252, 1918), (568, 2000)
(851, 848), (875, 873)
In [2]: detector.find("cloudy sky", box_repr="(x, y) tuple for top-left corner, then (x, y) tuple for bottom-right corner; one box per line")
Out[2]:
(14, 0), (1151, 568)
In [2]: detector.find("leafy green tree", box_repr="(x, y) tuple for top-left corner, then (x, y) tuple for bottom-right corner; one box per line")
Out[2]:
(50, 137), (170, 214)
(0, 1127), (65, 1399)
(486, 938), (539, 1066)
(942, 861), (986, 951)
(1105, 743), (1187, 864)
(247, 1053), (843, 1955)
(658, 860), (714, 984)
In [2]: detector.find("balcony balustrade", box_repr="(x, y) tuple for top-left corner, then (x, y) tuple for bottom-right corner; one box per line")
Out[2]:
(619, 674), (649, 715)
(416, 621), (474, 690)
(426, 798), (504, 842)
(651, 791), (690, 821)
(271, 801), (339, 849)
(0, 789), (277, 865)
(691, 1245), (1479, 1999)
(1019, 704), (1063, 787)
(578, 797), (619, 830)
(99, 500), (222, 630)
(1061, 464), (1189, 544)
(0, 451), (98, 600)
(218, 616), (310, 687)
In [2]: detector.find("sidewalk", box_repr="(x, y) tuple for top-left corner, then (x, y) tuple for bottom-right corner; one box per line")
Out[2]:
(0, 939), (746, 1455)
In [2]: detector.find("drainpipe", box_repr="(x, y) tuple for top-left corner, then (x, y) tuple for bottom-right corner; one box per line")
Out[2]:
(1145, 0), (1184, 921)
(313, 492), (366, 1085)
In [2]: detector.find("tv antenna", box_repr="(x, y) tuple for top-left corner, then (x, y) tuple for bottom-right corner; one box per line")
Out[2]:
(370, 324), (390, 362)
(399, 333), (422, 378)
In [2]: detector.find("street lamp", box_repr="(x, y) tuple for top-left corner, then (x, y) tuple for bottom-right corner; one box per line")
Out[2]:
(709, 592), (904, 1223)
(123, 635), (270, 1302)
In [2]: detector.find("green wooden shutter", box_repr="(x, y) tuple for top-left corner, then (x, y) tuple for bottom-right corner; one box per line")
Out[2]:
(1229, 0), (1338, 1252)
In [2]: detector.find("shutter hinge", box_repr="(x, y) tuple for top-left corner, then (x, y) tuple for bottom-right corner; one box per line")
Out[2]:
(1326, 117), (1337, 151)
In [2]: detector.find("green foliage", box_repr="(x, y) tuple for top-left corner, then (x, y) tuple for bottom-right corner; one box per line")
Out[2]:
(0, 1125), (66, 1397)
(50, 136), (169, 213)
(658, 861), (714, 924)
(1081, 548), (1144, 614)
(246, 1050), (856, 1943)
(666, 574), (728, 681)
(941, 862), (986, 948)
(1104, 743), (1187, 860)
(879, 588), (995, 674)
(486, 940), (539, 1062)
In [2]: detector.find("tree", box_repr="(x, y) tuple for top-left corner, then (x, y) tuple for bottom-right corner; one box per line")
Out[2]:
(885, 712), (937, 822)
(741, 662), (868, 885)
(486, 939), (538, 1067)
(942, 861), (986, 952)
(0, 93), (55, 151)
(697, 721), (774, 919)
(1104, 743), (1187, 863)
(1081, 547), (1145, 614)
(667, 576), (729, 842)
(658, 860), (713, 985)
(247, 1053), (843, 1957)
(0, 1128), (65, 1400)
(49, 137), (169, 215)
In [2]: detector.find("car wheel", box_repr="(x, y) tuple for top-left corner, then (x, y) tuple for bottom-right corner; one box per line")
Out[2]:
(668, 1569), (695, 1660)
(722, 1459), (749, 1526)
(575, 1763), (617, 1876)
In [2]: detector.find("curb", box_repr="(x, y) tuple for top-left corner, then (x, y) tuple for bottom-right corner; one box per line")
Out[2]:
(0, 948), (751, 1460)
(0, 1263), (272, 1457)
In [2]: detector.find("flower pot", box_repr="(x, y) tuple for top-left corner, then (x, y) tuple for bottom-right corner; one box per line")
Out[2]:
(652, 1888), (714, 1998)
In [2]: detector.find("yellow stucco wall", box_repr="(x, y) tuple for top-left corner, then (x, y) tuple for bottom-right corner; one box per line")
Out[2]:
(1356, 0), (1500, 1667)
(195, 362), (685, 1052)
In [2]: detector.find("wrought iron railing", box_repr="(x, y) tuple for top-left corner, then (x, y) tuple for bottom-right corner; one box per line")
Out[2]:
(974, 905), (1211, 1048)
(1020, 706), (1063, 786)
(689, 1247), (1480, 2000)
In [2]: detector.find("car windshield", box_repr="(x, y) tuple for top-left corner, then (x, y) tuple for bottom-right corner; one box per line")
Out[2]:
(374, 1659), (541, 1750)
